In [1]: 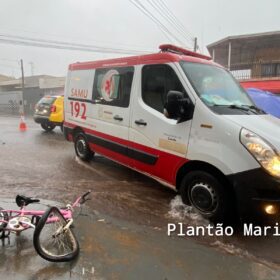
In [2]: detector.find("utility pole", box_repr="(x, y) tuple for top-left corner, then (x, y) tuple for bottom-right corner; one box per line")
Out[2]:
(20, 59), (25, 115)
(194, 37), (198, 52)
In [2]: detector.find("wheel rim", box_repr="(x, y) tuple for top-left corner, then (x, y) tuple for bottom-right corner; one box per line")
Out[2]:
(37, 208), (77, 258)
(76, 138), (87, 157)
(43, 123), (54, 130)
(189, 182), (218, 213)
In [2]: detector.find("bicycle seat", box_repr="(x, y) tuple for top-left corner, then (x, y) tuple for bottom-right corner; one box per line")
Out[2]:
(16, 195), (40, 207)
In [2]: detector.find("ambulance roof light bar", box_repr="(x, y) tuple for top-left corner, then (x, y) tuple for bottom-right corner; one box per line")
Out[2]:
(159, 44), (212, 61)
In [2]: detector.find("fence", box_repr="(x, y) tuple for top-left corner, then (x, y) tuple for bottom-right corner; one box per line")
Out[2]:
(0, 91), (22, 116)
(230, 60), (280, 80)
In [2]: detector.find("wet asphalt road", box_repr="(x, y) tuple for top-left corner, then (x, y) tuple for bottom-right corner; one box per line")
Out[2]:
(1, 115), (280, 279)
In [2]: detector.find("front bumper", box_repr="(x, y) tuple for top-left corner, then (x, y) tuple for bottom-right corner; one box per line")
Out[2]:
(33, 115), (49, 124)
(34, 115), (62, 126)
(228, 168), (280, 223)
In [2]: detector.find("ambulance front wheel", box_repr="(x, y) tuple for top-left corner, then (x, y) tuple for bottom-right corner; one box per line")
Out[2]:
(180, 171), (231, 223)
(74, 133), (94, 161)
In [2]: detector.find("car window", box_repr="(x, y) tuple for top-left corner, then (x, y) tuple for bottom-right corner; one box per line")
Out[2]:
(38, 96), (56, 105)
(142, 64), (186, 113)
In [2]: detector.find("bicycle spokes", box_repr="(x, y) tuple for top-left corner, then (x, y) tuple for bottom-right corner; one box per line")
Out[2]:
(33, 207), (79, 262)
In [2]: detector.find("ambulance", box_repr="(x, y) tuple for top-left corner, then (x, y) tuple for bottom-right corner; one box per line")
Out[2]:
(63, 44), (280, 222)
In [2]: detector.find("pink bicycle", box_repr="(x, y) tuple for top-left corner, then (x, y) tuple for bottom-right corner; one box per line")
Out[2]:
(0, 191), (91, 262)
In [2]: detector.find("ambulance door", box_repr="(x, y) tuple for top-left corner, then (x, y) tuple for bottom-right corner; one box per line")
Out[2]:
(91, 66), (135, 167)
(129, 64), (193, 184)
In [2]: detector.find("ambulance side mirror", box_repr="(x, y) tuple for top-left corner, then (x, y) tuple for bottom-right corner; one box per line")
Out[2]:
(164, 91), (193, 123)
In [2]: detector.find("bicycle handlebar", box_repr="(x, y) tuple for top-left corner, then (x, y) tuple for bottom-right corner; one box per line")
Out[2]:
(72, 190), (91, 208)
(80, 191), (91, 204)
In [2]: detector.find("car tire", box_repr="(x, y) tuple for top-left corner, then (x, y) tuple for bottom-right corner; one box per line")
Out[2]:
(74, 132), (94, 161)
(180, 171), (231, 223)
(41, 123), (55, 132)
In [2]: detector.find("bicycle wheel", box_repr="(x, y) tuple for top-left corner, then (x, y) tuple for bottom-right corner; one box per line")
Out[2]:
(33, 207), (79, 262)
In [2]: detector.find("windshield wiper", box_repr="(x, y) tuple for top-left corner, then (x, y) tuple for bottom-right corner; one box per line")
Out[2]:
(241, 104), (266, 114)
(213, 104), (264, 114)
(213, 104), (250, 114)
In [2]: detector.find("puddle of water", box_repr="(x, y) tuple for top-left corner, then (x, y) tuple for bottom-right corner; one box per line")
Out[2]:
(75, 156), (115, 180)
(211, 240), (280, 271)
(211, 240), (252, 257)
(167, 195), (209, 226)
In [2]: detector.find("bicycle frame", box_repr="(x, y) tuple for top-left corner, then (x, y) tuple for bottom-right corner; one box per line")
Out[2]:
(0, 191), (91, 233)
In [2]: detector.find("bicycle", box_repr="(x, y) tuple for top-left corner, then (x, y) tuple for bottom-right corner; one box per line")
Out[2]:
(0, 191), (91, 262)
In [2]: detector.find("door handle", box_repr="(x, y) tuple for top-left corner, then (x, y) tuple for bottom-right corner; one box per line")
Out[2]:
(135, 119), (147, 126)
(114, 115), (123, 121)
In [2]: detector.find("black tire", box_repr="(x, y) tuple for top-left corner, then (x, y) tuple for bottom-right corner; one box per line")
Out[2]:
(180, 171), (231, 223)
(60, 124), (64, 133)
(41, 123), (55, 132)
(33, 207), (79, 262)
(0, 207), (8, 238)
(74, 132), (94, 161)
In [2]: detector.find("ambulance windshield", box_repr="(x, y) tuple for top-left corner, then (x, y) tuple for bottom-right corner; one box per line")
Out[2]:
(180, 61), (264, 114)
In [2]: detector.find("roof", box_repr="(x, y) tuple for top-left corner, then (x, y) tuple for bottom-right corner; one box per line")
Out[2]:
(69, 45), (216, 71)
(207, 31), (280, 67)
(0, 74), (13, 82)
(39, 77), (65, 89)
(207, 31), (280, 49)
(24, 75), (54, 88)
(0, 75), (55, 88)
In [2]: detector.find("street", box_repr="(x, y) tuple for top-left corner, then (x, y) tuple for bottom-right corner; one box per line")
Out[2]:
(1, 115), (280, 279)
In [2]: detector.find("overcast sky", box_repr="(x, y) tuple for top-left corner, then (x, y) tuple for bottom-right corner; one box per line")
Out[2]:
(0, 0), (279, 78)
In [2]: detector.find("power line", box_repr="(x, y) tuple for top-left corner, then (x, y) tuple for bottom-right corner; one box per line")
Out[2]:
(146, 0), (194, 44)
(0, 58), (19, 63)
(133, 0), (188, 46)
(0, 27), (154, 51)
(0, 63), (19, 69)
(0, 35), (154, 55)
(128, 0), (173, 43)
(129, 0), (189, 47)
(0, 34), (152, 54)
(157, 0), (195, 40)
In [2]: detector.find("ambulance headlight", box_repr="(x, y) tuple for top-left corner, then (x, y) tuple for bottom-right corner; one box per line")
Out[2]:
(241, 128), (280, 178)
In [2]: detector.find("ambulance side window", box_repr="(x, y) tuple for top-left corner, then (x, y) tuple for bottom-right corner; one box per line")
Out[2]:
(142, 64), (186, 113)
(92, 67), (134, 108)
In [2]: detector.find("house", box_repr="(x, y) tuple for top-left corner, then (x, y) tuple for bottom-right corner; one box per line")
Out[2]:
(0, 75), (65, 115)
(207, 31), (280, 93)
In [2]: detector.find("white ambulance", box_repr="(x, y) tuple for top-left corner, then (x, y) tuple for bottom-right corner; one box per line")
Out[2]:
(64, 44), (280, 222)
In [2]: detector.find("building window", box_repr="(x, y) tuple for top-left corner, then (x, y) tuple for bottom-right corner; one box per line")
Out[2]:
(92, 67), (134, 108)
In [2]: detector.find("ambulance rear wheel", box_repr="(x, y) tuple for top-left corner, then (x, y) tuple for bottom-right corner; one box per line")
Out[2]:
(74, 133), (94, 161)
(180, 171), (230, 223)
